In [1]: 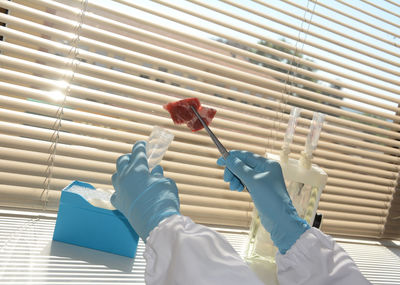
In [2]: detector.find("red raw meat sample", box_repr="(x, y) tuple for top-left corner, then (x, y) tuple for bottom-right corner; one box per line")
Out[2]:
(163, 98), (200, 124)
(163, 97), (217, 132)
(187, 106), (217, 132)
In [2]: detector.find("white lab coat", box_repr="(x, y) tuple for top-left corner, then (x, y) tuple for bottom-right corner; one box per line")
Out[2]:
(144, 215), (371, 285)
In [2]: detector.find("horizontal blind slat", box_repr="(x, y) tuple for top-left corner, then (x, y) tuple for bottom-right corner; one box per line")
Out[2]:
(2, 25), (400, 141)
(0, 107), (266, 157)
(2, 132), (396, 192)
(1, 61), (399, 148)
(89, 0), (400, 101)
(323, 186), (392, 202)
(315, 1), (399, 39)
(319, 193), (391, 209)
(318, 201), (389, 216)
(326, 177), (394, 194)
(220, 0), (399, 65)
(271, 0), (397, 49)
(2, 79), (399, 161)
(147, 0), (400, 83)
(2, 8), (400, 124)
(1, 98), (398, 170)
(3, 141), (394, 197)
(319, 210), (386, 224)
(321, 220), (384, 238)
(0, 157), (233, 191)
(336, 0), (400, 30)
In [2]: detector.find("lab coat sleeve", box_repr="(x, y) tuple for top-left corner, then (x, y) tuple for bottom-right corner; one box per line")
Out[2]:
(276, 227), (371, 285)
(143, 215), (264, 285)
(144, 215), (370, 285)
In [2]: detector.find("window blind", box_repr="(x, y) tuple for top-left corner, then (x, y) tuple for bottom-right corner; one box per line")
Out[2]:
(0, 0), (399, 239)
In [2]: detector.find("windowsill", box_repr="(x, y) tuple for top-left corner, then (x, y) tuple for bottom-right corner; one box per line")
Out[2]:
(0, 208), (250, 284)
(0, 209), (399, 284)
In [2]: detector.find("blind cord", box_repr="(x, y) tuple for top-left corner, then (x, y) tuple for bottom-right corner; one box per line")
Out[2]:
(0, 0), (89, 254)
(41, 0), (88, 212)
(268, 0), (317, 157)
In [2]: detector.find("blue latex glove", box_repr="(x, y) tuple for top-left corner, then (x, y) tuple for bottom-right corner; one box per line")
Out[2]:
(217, 150), (310, 254)
(111, 141), (180, 242)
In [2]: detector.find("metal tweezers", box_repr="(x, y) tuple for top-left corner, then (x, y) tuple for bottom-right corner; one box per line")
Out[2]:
(191, 106), (249, 192)
(191, 106), (229, 159)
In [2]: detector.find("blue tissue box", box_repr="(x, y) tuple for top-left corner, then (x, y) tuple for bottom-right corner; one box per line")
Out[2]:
(53, 181), (139, 258)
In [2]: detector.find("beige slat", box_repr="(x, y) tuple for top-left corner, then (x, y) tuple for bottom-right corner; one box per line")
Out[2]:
(2, 24), (400, 142)
(311, 156), (397, 179)
(2, 76), (399, 161)
(0, 144), (228, 182)
(179, 193), (253, 211)
(0, 107), (266, 157)
(326, 177), (394, 194)
(2, 76), (399, 167)
(318, 201), (389, 216)
(277, 0), (397, 50)
(2, 89), (397, 175)
(0, 130), (394, 192)
(322, 167), (395, 187)
(222, 0), (399, 66)
(2, 150), (392, 221)
(0, 106), (397, 196)
(152, 0), (400, 83)
(100, 0), (400, 97)
(312, 150), (398, 172)
(323, 186), (392, 202)
(319, 193), (391, 209)
(1, 133), (394, 205)
(0, 157), (230, 190)
(0, 132), (219, 170)
(1, 62), (399, 150)
(316, 1), (398, 39)
(0, 171), (109, 190)
(321, 219), (384, 238)
(0, 91), (270, 151)
(15, 0), (400, 107)
(177, 183), (251, 202)
(1, 7), (400, 126)
(337, 0), (400, 30)
(1, 104), (397, 178)
(0, 185), (60, 212)
(319, 210), (386, 224)
(180, 204), (250, 228)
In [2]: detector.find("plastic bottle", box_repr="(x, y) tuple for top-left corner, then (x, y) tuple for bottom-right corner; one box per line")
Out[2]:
(146, 126), (174, 170)
(80, 126), (174, 209)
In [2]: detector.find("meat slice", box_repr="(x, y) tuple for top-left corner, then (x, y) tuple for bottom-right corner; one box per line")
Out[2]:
(186, 106), (217, 131)
(163, 98), (216, 132)
(163, 97), (200, 124)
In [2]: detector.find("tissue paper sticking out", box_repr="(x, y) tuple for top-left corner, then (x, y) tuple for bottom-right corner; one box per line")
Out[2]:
(68, 185), (116, 210)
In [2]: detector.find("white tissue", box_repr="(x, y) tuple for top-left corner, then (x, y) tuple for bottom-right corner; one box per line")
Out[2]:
(68, 186), (116, 210)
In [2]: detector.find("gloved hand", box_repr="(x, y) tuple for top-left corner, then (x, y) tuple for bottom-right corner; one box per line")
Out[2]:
(111, 141), (180, 242)
(217, 150), (310, 254)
